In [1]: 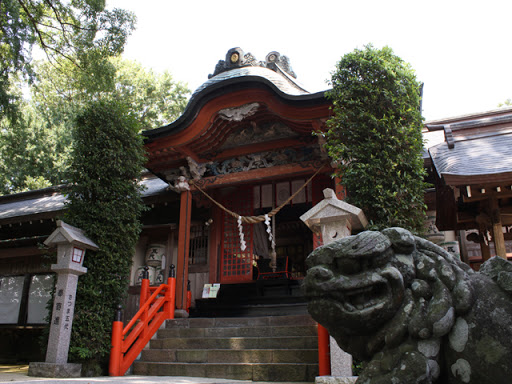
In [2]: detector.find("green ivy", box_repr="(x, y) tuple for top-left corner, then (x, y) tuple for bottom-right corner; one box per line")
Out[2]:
(64, 99), (146, 375)
(324, 45), (427, 234)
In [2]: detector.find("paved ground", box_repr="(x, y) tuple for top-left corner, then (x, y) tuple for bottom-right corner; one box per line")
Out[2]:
(0, 366), (310, 384)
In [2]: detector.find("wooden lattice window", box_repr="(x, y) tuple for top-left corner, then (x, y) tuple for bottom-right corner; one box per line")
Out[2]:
(189, 223), (209, 266)
(220, 187), (254, 283)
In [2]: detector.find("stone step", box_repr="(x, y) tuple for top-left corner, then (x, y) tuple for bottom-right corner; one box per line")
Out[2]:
(150, 335), (318, 350)
(157, 324), (317, 339)
(135, 314), (319, 382)
(133, 361), (319, 382)
(166, 314), (316, 328)
(193, 301), (309, 317)
(141, 348), (318, 364)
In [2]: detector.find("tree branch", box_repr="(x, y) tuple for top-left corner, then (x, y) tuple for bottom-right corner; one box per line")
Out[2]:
(16, 0), (81, 68)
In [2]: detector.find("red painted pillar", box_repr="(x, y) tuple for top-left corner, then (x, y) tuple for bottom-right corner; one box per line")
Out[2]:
(312, 174), (331, 376)
(165, 265), (176, 319)
(318, 324), (331, 376)
(109, 306), (123, 376)
(176, 190), (192, 309)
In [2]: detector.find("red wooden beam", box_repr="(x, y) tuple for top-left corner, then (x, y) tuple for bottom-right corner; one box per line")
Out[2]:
(176, 190), (192, 309)
(190, 162), (332, 190)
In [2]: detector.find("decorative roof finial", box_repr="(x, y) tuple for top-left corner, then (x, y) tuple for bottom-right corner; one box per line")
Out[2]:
(208, 47), (297, 79)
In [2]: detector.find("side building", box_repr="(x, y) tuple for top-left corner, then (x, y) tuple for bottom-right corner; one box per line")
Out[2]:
(425, 106), (512, 268)
(0, 174), (177, 362)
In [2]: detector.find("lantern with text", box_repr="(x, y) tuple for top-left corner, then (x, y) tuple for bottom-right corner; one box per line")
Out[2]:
(28, 220), (98, 378)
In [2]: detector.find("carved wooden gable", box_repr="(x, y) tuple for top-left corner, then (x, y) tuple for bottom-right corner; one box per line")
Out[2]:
(143, 48), (332, 190)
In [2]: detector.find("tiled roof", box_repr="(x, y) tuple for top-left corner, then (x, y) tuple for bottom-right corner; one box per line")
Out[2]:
(192, 66), (310, 98)
(0, 177), (169, 222)
(429, 131), (512, 184)
(0, 193), (67, 221)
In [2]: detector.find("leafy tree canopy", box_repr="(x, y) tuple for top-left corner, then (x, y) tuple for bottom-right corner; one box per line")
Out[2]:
(0, 102), (70, 193)
(31, 57), (190, 129)
(0, 0), (135, 122)
(498, 99), (511, 107)
(0, 57), (190, 195)
(324, 44), (427, 234)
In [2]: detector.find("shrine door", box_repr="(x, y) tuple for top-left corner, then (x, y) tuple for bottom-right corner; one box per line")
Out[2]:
(220, 187), (254, 283)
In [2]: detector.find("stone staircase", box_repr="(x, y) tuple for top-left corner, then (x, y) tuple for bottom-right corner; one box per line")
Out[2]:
(133, 314), (319, 382)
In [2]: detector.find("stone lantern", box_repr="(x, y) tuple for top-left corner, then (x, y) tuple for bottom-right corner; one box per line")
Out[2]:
(29, 220), (99, 378)
(300, 188), (367, 382)
(300, 188), (367, 242)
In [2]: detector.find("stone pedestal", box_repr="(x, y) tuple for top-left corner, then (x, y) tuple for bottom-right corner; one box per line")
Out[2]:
(330, 337), (352, 376)
(301, 188), (368, 383)
(28, 362), (82, 378)
(315, 376), (358, 384)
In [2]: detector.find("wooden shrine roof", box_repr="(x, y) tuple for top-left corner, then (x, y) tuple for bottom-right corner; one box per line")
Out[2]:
(142, 48), (329, 145)
(427, 107), (512, 186)
(192, 66), (309, 98)
(429, 131), (512, 185)
(141, 49), (332, 184)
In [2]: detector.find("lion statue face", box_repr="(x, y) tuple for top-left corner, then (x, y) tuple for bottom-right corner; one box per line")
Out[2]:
(304, 230), (410, 334)
(303, 227), (512, 383)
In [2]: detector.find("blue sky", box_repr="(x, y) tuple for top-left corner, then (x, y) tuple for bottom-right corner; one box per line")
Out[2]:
(107, 0), (512, 121)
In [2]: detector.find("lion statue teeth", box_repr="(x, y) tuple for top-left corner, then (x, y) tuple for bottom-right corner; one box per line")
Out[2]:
(303, 227), (512, 384)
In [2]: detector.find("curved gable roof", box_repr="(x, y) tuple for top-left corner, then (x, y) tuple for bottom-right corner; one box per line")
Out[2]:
(143, 48), (329, 143)
(192, 66), (309, 98)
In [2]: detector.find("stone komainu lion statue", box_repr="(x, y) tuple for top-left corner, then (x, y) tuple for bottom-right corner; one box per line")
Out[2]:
(303, 227), (512, 384)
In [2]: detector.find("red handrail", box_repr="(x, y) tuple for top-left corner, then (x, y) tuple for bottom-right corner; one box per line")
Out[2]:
(109, 266), (176, 376)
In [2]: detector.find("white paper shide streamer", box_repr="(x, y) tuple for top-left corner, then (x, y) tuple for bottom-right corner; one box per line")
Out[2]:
(237, 215), (247, 251)
(264, 214), (276, 252)
(265, 214), (277, 271)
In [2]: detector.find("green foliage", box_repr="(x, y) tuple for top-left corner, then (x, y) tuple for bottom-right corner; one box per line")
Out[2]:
(0, 0), (136, 123)
(31, 57), (190, 130)
(65, 99), (146, 373)
(0, 103), (71, 194)
(352, 359), (364, 376)
(0, 57), (189, 195)
(112, 58), (189, 127)
(325, 45), (427, 233)
(498, 99), (511, 107)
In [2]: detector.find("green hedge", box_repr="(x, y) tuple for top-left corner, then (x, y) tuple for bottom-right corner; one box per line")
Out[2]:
(324, 45), (427, 234)
(65, 100), (146, 375)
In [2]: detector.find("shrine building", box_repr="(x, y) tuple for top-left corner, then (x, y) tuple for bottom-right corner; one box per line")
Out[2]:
(140, 47), (338, 314)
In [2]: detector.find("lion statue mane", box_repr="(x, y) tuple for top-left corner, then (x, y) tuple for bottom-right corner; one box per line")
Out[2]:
(303, 227), (512, 384)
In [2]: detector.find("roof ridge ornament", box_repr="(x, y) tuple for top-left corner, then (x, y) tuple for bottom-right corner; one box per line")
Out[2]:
(208, 47), (297, 79)
(444, 124), (455, 149)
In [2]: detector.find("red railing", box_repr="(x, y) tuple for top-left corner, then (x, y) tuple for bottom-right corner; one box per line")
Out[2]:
(109, 265), (176, 376)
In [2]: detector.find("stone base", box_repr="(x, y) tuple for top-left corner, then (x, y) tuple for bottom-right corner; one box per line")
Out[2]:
(330, 336), (353, 376)
(174, 309), (189, 318)
(315, 376), (358, 384)
(28, 362), (82, 378)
